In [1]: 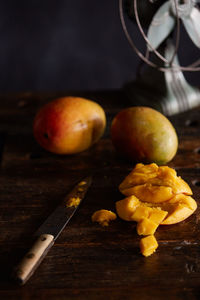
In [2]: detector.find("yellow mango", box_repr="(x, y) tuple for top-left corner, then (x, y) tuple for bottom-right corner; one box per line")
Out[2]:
(66, 196), (80, 208)
(137, 218), (159, 235)
(117, 163), (197, 257)
(123, 184), (174, 203)
(161, 204), (192, 225)
(164, 194), (197, 210)
(115, 196), (140, 221)
(92, 209), (117, 227)
(161, 194), (197, 225)
(119, 163), (159, 191)
(131, 205), (153, 222)
(140, 235), (158, 257)
(119, 163), (192, 200)
(149, 166), (192, 195)
(148, 208), (168, 224)
(116, 194), (196, 226)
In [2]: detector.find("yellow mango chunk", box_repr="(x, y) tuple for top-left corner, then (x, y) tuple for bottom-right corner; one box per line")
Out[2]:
(116, 194), (196, 226)
(66, 196), (80, 207)
(139, 194), (197, 225)
(119, 163), (159, 191)
(161, 195), (197, 225)
(149, 166), (192, 195)
(131, 205), (152, 222)
(92, 209), (117, 227)
(164, 193), (197, 210)
(124, 184), (174, 203)
(115, 195), (140, 221)
(140, 235), (158, 257)
(119, 163), (192, 202)
(137, 218), (159, 235)
(149, 208), (168, 224)
(161, 204), (192, 225)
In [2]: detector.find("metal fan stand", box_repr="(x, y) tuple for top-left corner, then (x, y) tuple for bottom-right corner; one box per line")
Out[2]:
(120, 0), (200, 116)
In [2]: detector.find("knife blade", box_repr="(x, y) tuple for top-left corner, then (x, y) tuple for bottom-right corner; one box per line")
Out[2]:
(12, 176), (92, 285)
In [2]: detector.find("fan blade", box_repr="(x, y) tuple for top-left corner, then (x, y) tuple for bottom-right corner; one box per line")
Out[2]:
(147, 1), (175, 51)
(182, 7), (200, 49)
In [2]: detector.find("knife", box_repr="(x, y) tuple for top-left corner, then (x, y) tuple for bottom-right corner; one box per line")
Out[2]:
(12, 176), (92, 285)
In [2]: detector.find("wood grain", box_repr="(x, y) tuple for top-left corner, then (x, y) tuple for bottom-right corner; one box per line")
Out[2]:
(0, 90), (200, 299)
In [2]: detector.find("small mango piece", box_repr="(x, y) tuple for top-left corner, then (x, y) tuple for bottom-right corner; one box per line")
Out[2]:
(140, 235), (158, 257)
(137, 218), (159, 236)
(92, 209), (117, 227)
(66, 196), (80, 208)
(115, 195), (140, 221)
(149, 208), (168, 224)
(131, 205), (152, 222)
(79, 181), (87, 186)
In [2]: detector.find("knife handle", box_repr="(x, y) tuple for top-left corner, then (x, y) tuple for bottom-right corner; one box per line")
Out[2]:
(13, 234), (54, 285)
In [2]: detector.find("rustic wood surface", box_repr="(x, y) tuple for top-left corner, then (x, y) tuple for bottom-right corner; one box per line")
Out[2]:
(1, 90), (200, 299)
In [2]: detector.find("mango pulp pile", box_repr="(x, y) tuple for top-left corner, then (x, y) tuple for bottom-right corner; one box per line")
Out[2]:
(116, 163), (197, 256)
(92, 163), (197, 257)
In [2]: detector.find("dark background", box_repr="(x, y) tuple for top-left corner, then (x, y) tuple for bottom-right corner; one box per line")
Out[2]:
(0, 0), (199, 92)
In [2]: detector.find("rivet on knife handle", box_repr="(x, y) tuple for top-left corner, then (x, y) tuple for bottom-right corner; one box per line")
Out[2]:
(13, 234), (54, 285)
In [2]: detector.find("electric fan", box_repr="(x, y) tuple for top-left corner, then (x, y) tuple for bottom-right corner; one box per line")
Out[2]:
(119, 0), (200, 115)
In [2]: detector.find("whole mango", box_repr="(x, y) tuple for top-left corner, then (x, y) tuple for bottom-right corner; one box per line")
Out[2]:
(33, 97), (106, 154)
(111, 106), (178, 164)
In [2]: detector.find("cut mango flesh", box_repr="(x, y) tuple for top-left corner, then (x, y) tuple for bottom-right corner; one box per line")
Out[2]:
(117, 163), (196, 225)
(119, 163), (159, 190)
(137, 218), (158, 236)
(124, 184), (174, 203)
(148, 208), (168, 224)
(92, 209), (117, 227)
(66, 196), (81, 208)
(119, 163), (192, 201)
(115, 195), (140, 221)
(140, 235), (158, 257)
(149, 166), (192, 195)
(161, 195), (197, 225)
(116, 194), (196, 225)
(131, 205), (153, 222)
(117, 163), (197, 257)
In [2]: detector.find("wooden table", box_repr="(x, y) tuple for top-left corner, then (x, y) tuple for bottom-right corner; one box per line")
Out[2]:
(1, 90), (200, 299)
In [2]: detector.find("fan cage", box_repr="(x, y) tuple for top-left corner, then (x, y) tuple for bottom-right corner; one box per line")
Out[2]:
(119, 0), (200, 72)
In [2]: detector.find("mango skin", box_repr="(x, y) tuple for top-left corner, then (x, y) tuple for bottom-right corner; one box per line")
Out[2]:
(111, 107), (178, 164)
(33, 97), (106, 154)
